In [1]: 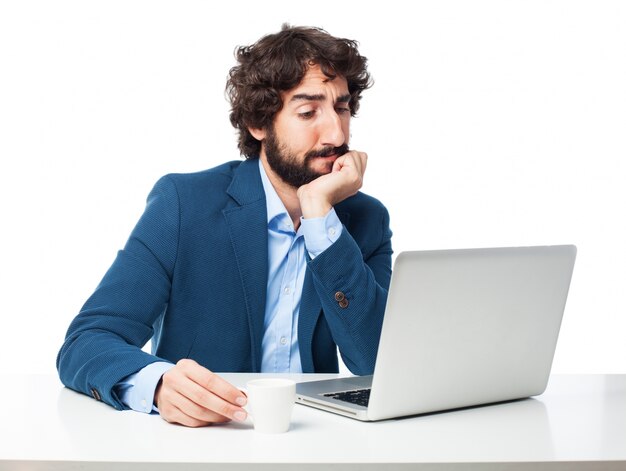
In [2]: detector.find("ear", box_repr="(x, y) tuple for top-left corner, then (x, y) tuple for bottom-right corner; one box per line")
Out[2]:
(248, 127), (266, 141)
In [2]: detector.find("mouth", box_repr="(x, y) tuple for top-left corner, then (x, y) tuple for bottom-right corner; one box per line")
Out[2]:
(314, 154), (337, 161)
(307, 154), (337, 174)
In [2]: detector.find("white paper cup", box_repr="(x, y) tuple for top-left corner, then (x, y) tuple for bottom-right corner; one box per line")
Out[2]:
(244, 378), (296, 433)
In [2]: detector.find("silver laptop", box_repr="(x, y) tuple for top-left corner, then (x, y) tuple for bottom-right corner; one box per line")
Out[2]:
(296, 245), (577, 421)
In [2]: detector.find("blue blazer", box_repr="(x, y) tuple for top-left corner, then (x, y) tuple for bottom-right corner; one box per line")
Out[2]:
(57, 159), (393, 410)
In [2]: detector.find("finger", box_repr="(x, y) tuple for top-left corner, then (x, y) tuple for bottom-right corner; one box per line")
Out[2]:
(157, 374), (236, 425)
(333, 151), (358, 172)
(339, 154), (363, 184)
(174, 360), (248, 421)
(175, 377), (247, 422)
(168, 388), (233, 424)
(181, 360), (247, 407)
(332, 154), (346, 172)
(358, 151), (367, 175)
(344, 151), (366, 174)
(161, 402), (212, 428)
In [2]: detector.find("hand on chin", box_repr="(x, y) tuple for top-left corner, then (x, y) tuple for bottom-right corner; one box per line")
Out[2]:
(297, 151), (367, 218)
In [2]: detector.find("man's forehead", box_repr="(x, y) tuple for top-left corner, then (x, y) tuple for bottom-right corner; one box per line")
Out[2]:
(284, 67), (349, 102)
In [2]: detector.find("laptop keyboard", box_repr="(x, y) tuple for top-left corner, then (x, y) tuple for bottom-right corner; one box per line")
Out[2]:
(323, 388), (371, 407)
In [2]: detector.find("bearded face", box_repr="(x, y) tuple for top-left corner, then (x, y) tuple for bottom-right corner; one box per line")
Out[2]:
(264, 123), (349, 188)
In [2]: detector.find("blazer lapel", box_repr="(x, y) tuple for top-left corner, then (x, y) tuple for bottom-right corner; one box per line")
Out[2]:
(298, 269), (320, 372)
(222, 160), (268, 372)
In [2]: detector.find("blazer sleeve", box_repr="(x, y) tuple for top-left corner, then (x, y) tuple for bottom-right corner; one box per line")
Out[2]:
(306, 201), (393, 375)
(56, 175), (179, 410)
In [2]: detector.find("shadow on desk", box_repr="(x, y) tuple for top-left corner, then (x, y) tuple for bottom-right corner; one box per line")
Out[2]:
(386, 396), (533, 420)
(345, 397), (557, 462)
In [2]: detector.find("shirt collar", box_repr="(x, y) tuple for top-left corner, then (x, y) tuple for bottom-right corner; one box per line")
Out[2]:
(258, 159), (291, 227)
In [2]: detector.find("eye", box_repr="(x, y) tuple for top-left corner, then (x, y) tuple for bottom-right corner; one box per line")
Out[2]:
(298, 110), (316, 120)
(336, 107), (351, 115)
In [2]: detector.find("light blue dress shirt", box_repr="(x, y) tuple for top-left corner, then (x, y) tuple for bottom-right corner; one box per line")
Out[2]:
(114, 160), (343, 413)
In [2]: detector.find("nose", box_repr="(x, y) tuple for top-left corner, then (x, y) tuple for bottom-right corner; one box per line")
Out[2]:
(319, 109), (346, 148)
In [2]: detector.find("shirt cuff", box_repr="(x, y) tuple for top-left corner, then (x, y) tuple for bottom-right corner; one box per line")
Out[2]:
(300, 208), (343, 259)
(114, 361), (174, 414)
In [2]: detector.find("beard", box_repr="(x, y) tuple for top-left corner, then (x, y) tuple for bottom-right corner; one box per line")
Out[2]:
(264, 125), (349, 189)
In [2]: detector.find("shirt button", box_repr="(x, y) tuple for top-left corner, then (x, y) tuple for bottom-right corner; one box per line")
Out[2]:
(280, 337), (288, 345)
(329, 227), (336, 236)
(284, 286), (291, 295)
(141, 399), (147, 409)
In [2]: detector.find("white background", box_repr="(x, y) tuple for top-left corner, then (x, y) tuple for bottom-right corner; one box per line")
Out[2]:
(0, 0), (624, 375)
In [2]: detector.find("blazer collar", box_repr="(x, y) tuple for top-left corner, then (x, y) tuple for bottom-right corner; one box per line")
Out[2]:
(225, 158), (265, 206)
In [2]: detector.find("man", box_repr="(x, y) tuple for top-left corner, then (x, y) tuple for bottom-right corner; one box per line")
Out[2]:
(57, 24), (393, 427)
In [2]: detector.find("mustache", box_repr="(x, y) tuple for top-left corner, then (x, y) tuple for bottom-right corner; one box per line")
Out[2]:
(305, 144), (349, 159)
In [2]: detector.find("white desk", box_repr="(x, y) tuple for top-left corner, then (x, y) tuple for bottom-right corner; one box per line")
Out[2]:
(1, 374), (625, 470)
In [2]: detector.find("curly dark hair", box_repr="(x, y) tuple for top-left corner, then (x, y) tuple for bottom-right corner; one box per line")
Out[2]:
(226, 24), (372, 158)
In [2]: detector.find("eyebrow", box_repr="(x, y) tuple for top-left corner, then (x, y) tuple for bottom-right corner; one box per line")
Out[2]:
(289, 93), (351, 104)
